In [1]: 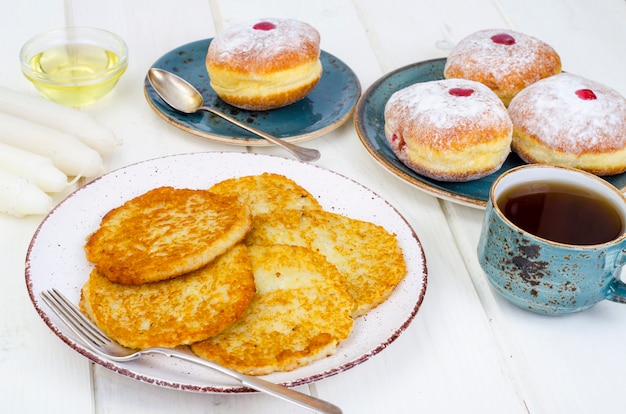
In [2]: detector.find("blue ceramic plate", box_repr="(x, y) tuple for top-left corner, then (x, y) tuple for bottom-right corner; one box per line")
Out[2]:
(355, 58), (626, 208)
(145, 39), (361, 146)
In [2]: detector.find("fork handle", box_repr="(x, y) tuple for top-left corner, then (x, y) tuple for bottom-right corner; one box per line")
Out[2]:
(149, 348), (342, 414)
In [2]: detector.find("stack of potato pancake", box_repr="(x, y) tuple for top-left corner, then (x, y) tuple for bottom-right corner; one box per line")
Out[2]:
(81, 173), (406, 375)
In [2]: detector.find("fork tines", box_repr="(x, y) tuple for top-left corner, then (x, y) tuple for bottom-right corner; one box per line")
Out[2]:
(40, 288), (110, 347)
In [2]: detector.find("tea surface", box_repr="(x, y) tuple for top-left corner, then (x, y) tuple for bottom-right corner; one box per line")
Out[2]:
(497, 183), (622, 245)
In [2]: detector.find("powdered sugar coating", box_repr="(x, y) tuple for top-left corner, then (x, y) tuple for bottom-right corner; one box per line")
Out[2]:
(444, 29), (561, 104)
(383, 79), (513, 182)
(508, 73), (626, 153)
(385, 79), (512, 150)
(207, 18), (320, 74)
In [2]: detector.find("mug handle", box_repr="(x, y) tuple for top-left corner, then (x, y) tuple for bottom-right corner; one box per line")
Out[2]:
(607, 248), (626, 303)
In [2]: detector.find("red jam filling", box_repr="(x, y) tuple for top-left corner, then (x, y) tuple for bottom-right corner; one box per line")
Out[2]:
(449, 88), (474, 97)
(575, 89), (597, 100)
(391, 134), (406, 151)
(491, 33), (516, 45)
(253, 22), (276, 31)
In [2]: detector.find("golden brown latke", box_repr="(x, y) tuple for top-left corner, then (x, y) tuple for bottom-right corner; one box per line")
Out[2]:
(84, 186), (251, 285)
(208, 173), (322, 217)
(245, 209), (407, 317)
(80, 244), (256, 350)
(191, 244), (354, 375)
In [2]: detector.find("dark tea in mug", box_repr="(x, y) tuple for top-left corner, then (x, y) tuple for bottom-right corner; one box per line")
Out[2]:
(497, 182), (623, 245)
(480, 165), (626, 314)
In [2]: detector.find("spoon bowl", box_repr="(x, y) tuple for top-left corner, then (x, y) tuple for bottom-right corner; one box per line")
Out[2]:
(147, 68), (321, 162)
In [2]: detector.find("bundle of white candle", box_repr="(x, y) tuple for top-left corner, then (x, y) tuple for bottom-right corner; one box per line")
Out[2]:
(0, 86), (120, 217)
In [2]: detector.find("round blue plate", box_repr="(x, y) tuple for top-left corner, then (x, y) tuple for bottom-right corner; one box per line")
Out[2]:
(145, 39), (361, 146)
(355, 58), (626, 208)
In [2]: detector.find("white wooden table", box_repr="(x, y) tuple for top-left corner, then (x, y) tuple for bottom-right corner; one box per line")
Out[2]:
(2, 1), (626, 413)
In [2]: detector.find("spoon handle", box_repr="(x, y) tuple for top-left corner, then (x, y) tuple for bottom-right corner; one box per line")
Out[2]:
(199, 106), (321, 162)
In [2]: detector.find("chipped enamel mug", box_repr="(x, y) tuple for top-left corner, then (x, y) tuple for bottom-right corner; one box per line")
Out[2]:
(477, 165), (626, 314)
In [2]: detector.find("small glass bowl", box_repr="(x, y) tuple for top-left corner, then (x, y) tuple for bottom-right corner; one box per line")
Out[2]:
(20, 27), (128, 106)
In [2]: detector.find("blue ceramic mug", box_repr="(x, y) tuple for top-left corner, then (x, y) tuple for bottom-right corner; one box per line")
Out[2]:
(478, 165), (626, 314)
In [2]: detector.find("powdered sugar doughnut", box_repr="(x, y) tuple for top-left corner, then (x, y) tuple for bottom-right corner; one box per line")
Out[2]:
(508, 73), (626, 176)
(206, 18), (322, 111)
(384, 79), (512, 182)
(444, 29), (561, 106)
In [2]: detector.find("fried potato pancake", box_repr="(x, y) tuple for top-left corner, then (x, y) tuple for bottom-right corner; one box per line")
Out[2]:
(84, 186), (251, 285)
(80, 244), (255, 350)
(208, 173), (322, 216)
(245, 209), (407, 317)
(191, 244), (355, 376)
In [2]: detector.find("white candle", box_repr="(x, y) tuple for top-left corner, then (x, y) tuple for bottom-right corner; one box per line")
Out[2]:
(0, 86), (120, 155)
(0, 169), (53, 217)
(0, 142), (67, 192)
(0, 112), (104, 178)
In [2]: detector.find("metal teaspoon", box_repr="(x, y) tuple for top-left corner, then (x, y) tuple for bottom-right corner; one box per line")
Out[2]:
(147, 68), (321, 162)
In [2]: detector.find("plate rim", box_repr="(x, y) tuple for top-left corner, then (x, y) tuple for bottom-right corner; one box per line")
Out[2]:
(25, 151), (427, 393)
(354, 57), (626, 209)
(144, 38), (361, 146)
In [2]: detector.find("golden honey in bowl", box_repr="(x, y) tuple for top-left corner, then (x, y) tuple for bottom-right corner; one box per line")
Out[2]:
(20, 27), (128, 106)
(26, 44), (124, 106)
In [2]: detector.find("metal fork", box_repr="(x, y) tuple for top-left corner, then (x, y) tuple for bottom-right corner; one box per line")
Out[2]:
(40, 288), (342, 414)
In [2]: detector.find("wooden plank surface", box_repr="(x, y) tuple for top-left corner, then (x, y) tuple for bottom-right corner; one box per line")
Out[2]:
(2, 1), (625, 413)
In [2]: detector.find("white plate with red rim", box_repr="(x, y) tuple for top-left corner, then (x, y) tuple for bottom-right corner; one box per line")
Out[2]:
(25, 152), (427, 393)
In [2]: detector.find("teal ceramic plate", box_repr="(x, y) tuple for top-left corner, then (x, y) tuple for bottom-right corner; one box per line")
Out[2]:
(355, 58), (626, 208)
(145, 39), (361, 146)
